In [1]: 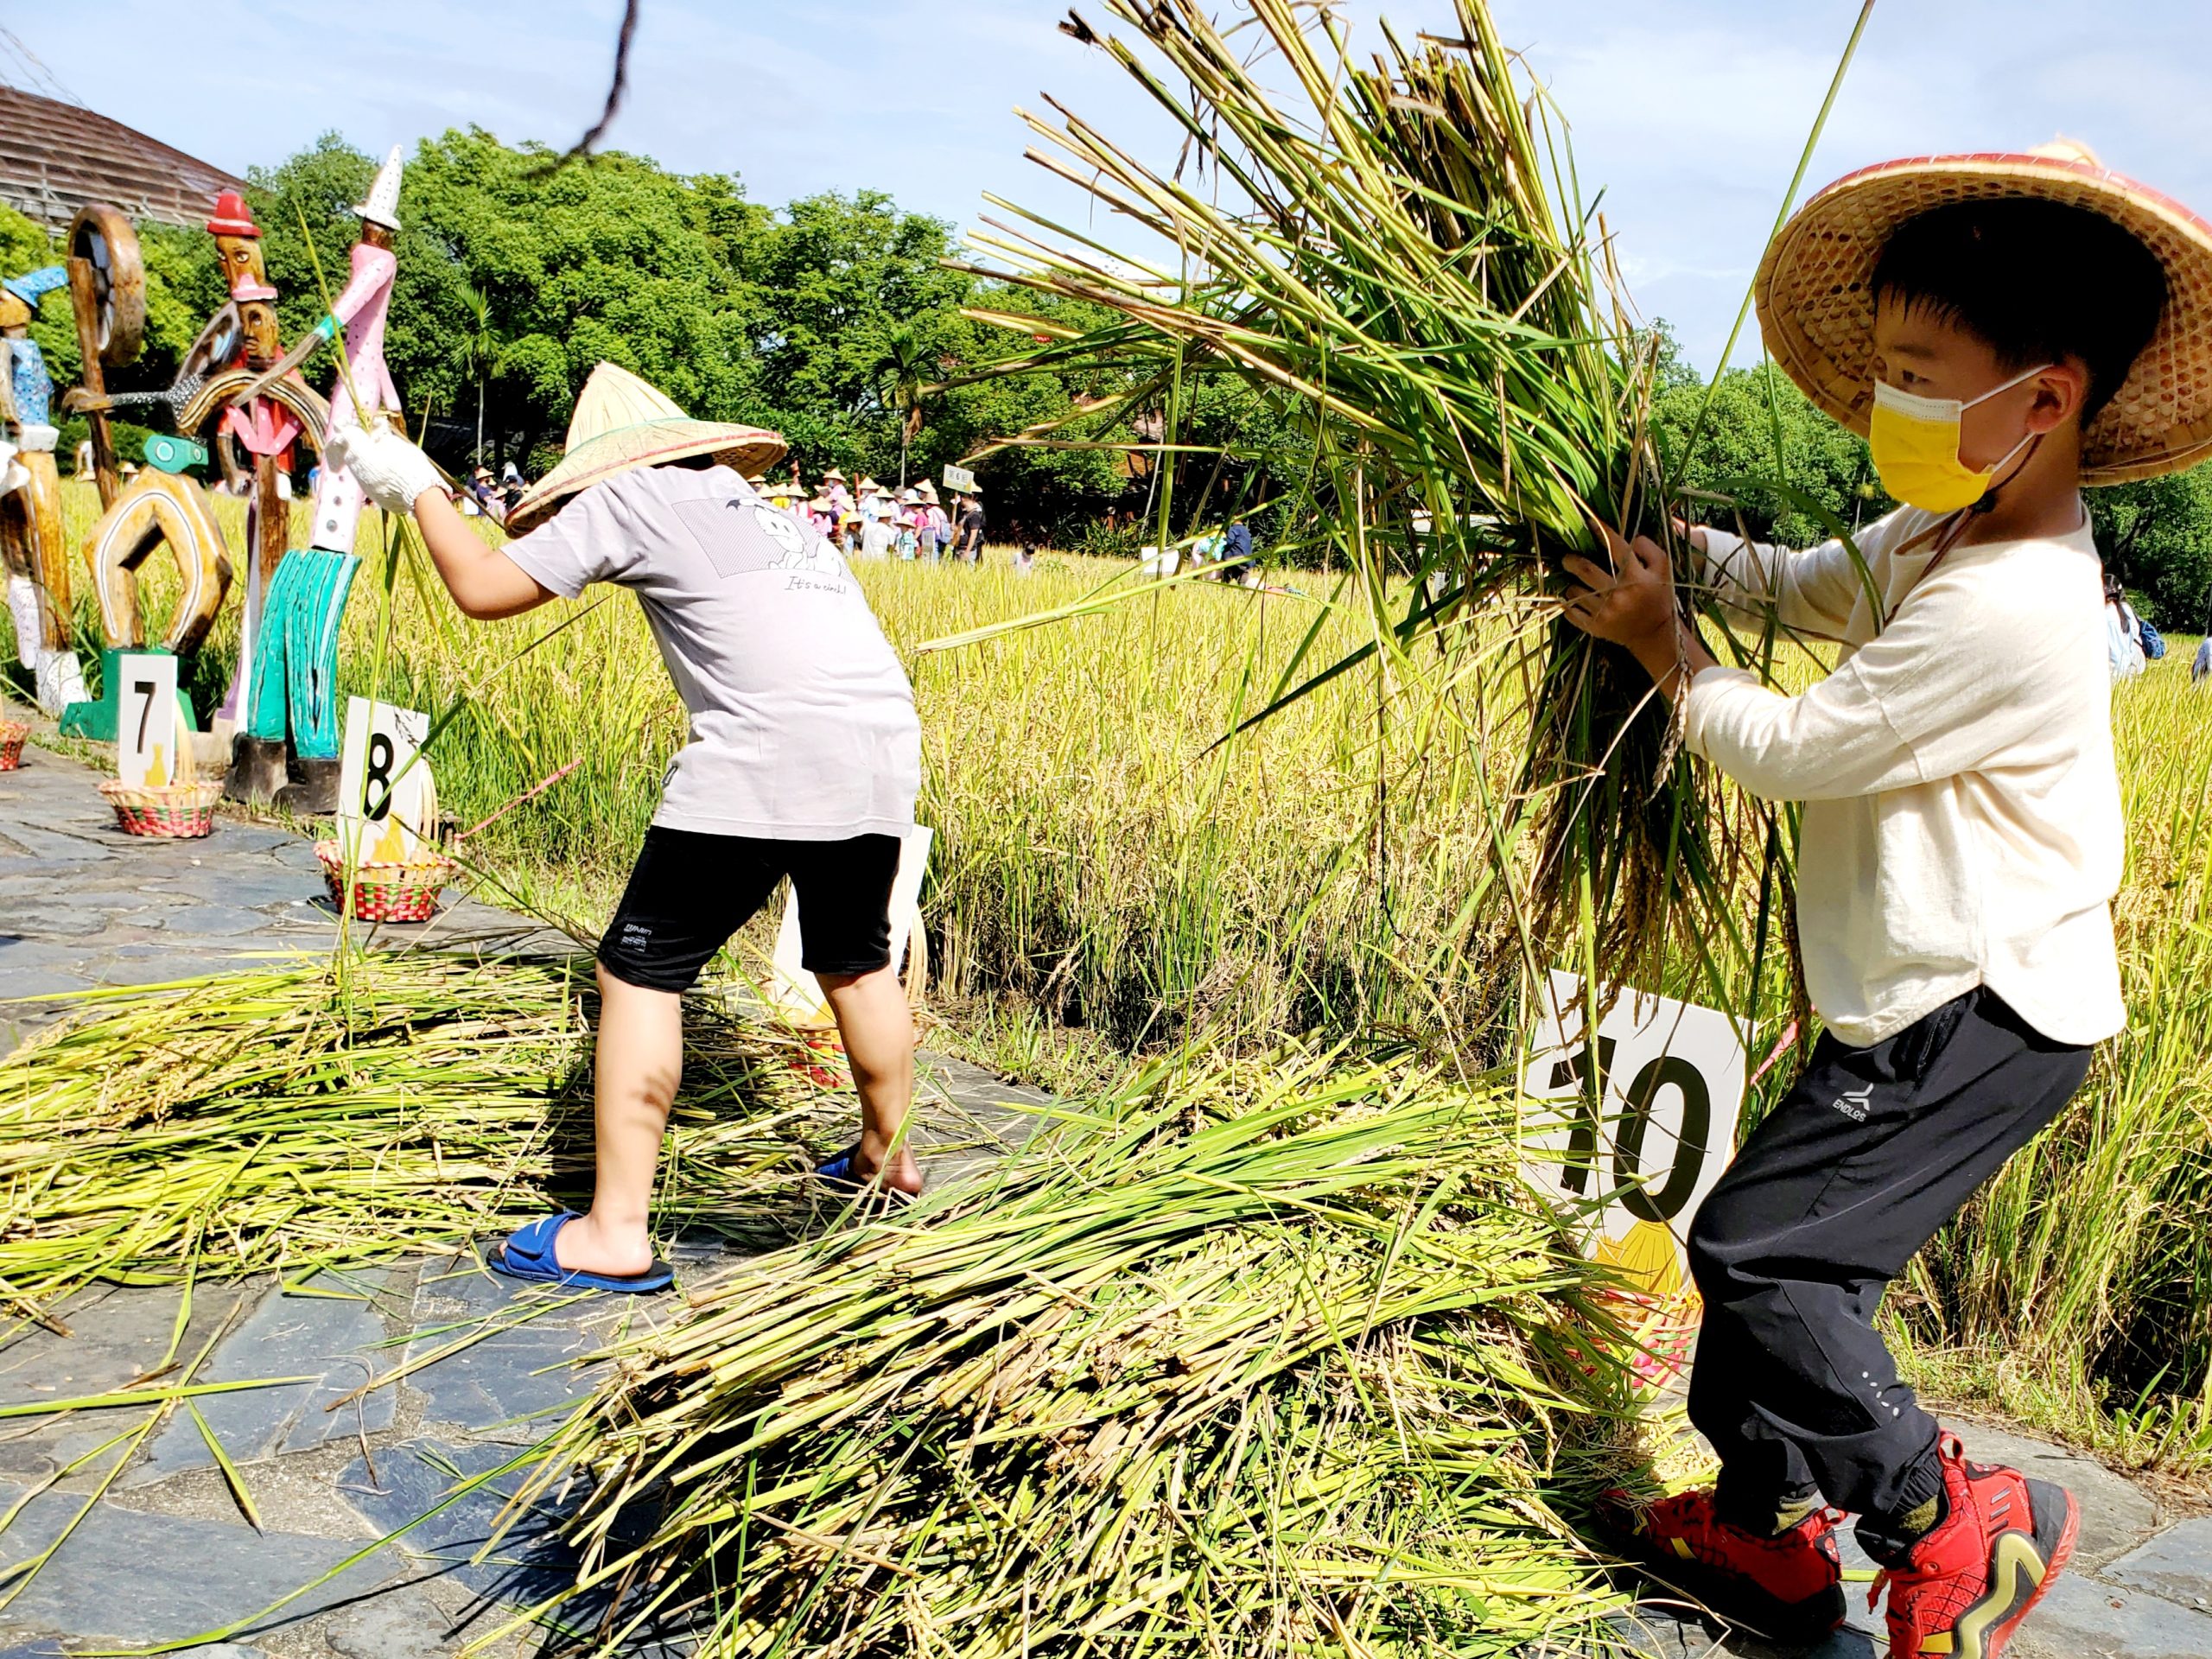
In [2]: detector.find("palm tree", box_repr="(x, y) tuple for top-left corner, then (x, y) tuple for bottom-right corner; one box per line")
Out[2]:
(874, 322), (931, 487)
(458, 282), (499, 470)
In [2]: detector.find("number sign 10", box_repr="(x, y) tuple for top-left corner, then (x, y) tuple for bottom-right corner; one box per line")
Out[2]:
(1517, 969), (1745, 1297)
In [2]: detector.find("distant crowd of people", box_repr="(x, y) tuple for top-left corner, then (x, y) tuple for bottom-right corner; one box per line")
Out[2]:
(460, 462), (528, 523)
(456, 459), (998, 564)
(753, 470), (989, 564)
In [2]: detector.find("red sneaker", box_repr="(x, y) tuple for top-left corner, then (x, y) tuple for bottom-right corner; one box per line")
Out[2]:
(1602, 1487), (1846, 1642)
(1872, 1435), (2078, 1659)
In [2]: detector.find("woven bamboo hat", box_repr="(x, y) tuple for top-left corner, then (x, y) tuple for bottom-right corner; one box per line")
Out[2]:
(505, 363), (786, 534)
(1755, 141), (2212, 485)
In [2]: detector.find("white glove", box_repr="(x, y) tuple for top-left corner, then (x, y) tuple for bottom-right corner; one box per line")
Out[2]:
(325, 423), (448, 515)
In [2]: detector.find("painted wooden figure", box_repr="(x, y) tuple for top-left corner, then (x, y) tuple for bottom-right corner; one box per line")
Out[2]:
(232, 146), (404, 811)
(0, 261), (88, 714)
(58, 202), (251, 721)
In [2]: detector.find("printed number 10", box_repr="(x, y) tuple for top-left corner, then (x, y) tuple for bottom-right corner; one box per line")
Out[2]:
(1548, 1040), (1713, 1223)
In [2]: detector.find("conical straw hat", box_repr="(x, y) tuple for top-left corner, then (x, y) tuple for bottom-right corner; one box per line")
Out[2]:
(1756, 141), (2212, 486)
(505, 363), (786, 534)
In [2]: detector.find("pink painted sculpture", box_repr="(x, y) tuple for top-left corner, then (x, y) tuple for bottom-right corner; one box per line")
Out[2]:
(308, 145), (405, 557)
(227, 147), (405, 810)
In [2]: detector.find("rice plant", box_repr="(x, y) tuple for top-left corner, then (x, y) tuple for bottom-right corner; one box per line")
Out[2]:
(492, 1043), (1640, 1656)
(0, 956), (835, 1321)
(950, 0), (1816, 1026)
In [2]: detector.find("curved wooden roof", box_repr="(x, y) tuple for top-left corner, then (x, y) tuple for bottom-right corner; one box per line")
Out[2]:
(0, 85), (243, 232)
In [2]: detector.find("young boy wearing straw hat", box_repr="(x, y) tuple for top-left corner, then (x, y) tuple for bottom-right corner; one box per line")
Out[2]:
(1563, 143), (2212, 1656)
(326, 362), (927, 1291)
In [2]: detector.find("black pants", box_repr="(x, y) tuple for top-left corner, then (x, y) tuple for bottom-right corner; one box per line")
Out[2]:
(596, 828), (901, 992)
(1687, 987), (2089, 1528)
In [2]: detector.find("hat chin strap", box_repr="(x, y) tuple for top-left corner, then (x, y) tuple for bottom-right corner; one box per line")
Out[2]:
(1968, 428), (2042, 517)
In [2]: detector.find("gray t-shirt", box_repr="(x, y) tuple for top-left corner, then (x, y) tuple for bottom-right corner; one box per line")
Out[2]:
(502, 464), (920, 840)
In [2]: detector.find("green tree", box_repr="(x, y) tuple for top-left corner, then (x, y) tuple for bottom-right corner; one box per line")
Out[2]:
(243, 130), (769, 469)
(456, 279), (499, 469)
(1653, 359), (1882, 546)
(874, 321), (930, 487)
(2090, 462), (2212, 627)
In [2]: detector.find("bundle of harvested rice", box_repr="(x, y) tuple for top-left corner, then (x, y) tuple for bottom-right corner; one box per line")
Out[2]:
(0, 957), (835, 1322)
(502, 1045), (1637, 1656)
(955, 0), (1843, 1022)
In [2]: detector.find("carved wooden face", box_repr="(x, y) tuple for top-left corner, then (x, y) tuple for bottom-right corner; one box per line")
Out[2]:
(213, 233), (269, 298)
(238, 300), (281, 365)
(0, 291), (27, 334)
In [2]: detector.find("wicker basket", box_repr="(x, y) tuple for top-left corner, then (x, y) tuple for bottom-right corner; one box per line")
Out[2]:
(98, 779), (223, 838)
(0, 720), (25, 772)
(316, 838), (454, 923)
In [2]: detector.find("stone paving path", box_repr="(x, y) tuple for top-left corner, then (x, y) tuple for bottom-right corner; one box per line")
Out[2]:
(3, 716), (2209, 1656)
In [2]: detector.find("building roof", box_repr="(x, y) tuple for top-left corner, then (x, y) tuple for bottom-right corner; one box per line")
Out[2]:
(0, 85), (244, 232)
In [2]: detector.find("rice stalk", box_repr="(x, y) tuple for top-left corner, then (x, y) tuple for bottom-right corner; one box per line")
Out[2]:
(951, 0), (1851, 1027)
(0, 956), (836, 1320)
(493, 1043), (1642, 1656)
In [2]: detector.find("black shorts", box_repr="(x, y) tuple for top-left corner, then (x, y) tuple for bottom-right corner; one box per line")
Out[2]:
(597, 827), (900, 993)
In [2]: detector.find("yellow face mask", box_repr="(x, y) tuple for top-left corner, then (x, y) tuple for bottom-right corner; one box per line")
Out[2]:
(1867, 363), (2050, 514)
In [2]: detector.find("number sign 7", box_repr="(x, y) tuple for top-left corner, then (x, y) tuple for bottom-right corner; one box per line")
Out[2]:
(115, 652), (181, 788)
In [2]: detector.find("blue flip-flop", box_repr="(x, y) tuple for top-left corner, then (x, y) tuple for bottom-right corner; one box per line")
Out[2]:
(815, 1146), (918, 1205)
(486, 1211), (675, 1293)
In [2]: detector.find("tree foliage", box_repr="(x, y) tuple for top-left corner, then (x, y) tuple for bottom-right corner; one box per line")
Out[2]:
(221, 134), (1164, 537)
(1656, 358), (1882, 547)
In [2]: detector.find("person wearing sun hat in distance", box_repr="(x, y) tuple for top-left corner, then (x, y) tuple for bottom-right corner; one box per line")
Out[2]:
(1561, 141), (2212, 1656)
(917, 480), (950, 561)
(324, 362), (927, 1294)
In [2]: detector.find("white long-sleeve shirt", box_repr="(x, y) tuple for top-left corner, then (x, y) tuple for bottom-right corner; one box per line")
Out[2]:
(1685, 505), (2124, 1049)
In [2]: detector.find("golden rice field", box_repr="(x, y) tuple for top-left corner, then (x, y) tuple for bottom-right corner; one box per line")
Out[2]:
(17, 479), (2212, 1473)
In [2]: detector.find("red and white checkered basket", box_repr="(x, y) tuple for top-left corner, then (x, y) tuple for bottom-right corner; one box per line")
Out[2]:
(99, 779), (222, 838)
(315, 839), (454, 924)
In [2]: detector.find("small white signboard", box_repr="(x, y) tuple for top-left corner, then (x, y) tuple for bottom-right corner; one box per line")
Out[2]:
(1519, 969), (1745, 1303)
(766, 826), (933, 1026)
(116, 652), (182, 788)
(337, 696), (435, 860)
(941, 462), (976, 493)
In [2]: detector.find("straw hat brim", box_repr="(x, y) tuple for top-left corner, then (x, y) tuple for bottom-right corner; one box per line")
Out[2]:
(506, 418), (787, 536)
(1756, 150), (2212, 486)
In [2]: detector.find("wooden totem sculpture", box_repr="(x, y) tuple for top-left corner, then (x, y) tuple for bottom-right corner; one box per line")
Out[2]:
(226, 147), (404, 810)
(0, 257), (87, 714)
(63, 194), (329, 753)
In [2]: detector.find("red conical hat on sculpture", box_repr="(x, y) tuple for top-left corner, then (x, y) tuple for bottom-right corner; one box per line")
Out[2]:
(206, 191), (259, 237)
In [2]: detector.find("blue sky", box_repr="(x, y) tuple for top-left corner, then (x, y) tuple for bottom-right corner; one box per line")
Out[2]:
(21, 1), (2212, 373)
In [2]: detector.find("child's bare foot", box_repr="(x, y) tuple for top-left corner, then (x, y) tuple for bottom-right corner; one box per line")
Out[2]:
(552, 1211), (658, 1278)
(851, 1133), (925, 1197)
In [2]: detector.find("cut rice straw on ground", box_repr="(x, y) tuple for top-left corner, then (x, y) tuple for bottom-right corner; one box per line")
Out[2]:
(482, 1042), (1649, 1657)
(0, 955), (842, 1325)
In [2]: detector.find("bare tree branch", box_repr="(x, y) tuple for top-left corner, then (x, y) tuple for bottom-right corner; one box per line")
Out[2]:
(537, 0), (642, 174)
